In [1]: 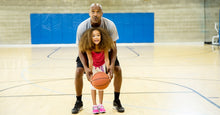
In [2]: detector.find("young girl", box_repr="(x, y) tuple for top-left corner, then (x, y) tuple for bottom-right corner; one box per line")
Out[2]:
(78, 27), (115, 114)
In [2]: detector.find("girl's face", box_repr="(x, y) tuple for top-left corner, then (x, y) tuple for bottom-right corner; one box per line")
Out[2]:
(92, 30), (101, 45)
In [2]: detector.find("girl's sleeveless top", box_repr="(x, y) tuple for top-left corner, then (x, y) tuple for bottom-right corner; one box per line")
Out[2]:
(91, 51), (105, 67)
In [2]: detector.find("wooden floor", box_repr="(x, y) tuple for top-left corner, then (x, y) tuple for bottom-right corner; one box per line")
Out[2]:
(0, 44), (220, 115)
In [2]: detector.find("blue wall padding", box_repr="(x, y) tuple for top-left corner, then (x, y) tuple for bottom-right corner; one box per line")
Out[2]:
(30, 13), (154, 44)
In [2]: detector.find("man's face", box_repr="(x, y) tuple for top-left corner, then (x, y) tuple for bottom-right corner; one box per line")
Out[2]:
(89, 5), (103, 25)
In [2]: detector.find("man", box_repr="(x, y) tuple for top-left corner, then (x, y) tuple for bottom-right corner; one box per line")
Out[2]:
(72, 3), (125, 114)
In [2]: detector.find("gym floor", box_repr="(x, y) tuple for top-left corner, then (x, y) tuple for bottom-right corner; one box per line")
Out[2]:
(0, 43), (220, 115)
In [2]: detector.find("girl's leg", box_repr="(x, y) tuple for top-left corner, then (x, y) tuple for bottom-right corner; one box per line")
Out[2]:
(98, 90), (104, 104)
(91, 90), (97, 105)
(91, 90), (99, 114)
(98, 90), (106, 113)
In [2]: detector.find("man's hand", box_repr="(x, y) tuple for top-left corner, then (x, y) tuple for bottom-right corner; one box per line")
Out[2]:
(107, 65), (114, 80)
(85, 68), (93, 81)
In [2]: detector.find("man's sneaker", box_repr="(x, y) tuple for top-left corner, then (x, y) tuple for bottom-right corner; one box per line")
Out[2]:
(113, 99), (125, 112)
(92, 105), (99, 114)
(98, 104), (106, 113)
(72, 100), (83, 114)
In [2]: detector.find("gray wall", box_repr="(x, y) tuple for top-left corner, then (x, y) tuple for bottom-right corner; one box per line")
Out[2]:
(205, 0), (220, 43)
(0, 0), (219, 44)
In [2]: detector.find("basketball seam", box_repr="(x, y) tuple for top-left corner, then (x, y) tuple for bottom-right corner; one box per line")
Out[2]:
(92, 81), (110, 87)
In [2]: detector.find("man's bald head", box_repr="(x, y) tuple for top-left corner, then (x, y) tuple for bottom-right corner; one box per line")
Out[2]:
(90, 3), (102, 11)
(89, 3), (103, 27)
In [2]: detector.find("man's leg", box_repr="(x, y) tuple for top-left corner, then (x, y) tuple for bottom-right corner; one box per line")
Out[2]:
(113, 66), (125, 112)
(72, 67), (84, 114)
(75, 67), (84, 97)
(114, 66), (122, 92)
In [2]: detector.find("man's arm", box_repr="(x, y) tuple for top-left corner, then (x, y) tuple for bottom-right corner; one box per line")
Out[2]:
(85, 51), (93, 81)
(104, 49), (112, 79)
(108, 19), (118, 67)
(78, 50), (88, 68)
(78, 50), (93, 81)
(108, 41), (117, 75)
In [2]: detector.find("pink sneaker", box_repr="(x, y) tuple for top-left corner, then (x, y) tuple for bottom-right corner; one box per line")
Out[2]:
(93, 105), (99, 114)
(98, 104), (106, 113)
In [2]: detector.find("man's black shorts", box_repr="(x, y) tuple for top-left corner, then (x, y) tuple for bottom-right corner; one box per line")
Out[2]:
(76, 52), (120, 68)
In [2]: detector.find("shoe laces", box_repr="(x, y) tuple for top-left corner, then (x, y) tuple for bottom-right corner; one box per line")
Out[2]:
(98, 104), (104, 109)
(74, 101), (82, 108)
(93, 105), (98, 110)
(115, 100), (122, 107)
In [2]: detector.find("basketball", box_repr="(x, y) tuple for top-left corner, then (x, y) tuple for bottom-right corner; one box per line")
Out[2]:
(91, 72), (110, 90)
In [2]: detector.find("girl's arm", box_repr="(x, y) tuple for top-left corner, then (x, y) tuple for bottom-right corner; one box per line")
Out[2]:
(86, 51), (93, 81)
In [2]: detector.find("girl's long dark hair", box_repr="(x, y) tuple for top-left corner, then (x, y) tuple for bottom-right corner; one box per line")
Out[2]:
(79, 27), (115, 52)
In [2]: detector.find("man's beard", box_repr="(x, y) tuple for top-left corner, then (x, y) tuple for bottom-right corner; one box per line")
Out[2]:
(92, 23), (100, 27)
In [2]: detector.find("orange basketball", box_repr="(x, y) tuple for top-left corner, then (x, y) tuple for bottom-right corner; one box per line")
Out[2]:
(91, 72), (110, 90)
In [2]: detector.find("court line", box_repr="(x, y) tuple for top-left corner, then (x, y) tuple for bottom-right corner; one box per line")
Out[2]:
(2, 72), (218, 113)
(4, 60), (220, 110)
(0, 80), (59, 92)
(0, 47), (68, 95)
(0, 91), (193, 98)
(2, 75), (219, 110)
(0, 75), (72, 93)
(126, 46), (140, 56)
(130, 76), (220, 82)
(2, 75), (220, 84)
(47, 47), (61, 58)
(18, 47), (66, 95)
(0, 42), (204, 48)
(126, 77), (220, 109)
(208, 97), (220, 99)
(6, 46), (219, 112)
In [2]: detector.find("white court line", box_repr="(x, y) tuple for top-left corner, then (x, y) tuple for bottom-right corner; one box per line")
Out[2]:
(0, 42), (204, 48)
